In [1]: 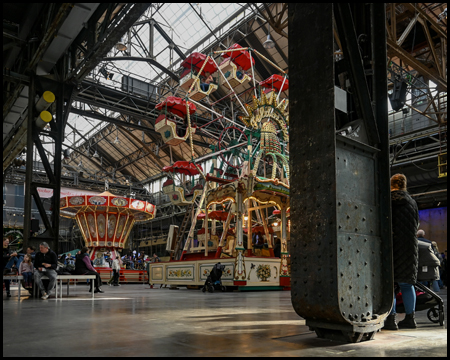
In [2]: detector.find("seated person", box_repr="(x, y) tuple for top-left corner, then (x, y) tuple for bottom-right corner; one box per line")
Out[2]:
(33, 242), (58, 299)
(19, 254), (34, 289)
(3, 237), (23, 275)
(200, 71), (214, 92)
(74, 247), (104, 293)
(26, 246), (36, 261)
(236, 65), (245, 80)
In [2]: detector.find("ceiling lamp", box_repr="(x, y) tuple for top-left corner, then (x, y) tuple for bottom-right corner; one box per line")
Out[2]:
(93, 150), (99, 158)
(114, 136), (120, 144)
(263, 24), (275, 49)
(115, 37), (127, 51)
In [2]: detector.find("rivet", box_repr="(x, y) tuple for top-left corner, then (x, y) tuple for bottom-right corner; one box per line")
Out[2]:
(355, 228), (358, 232)
(362, 217), (366, 221)
(347, 215), (350, 219)
(349, 285), (352, 289)
(338, 202), (342, 206)
(355, 205), (358, 209)
(357, 249), (360, 253)
(340, 248), (343, 252)
(357, 273), (360, 277)
(341, 297), (344, 302)
(365, 285), (368, 289)
(364, 238), (367, 242)
(366, 311), (370, 315)
(340, 273), (344, 277)
(350, 303), (353, 307)
(357, 296), (361, 300)
(366, 304), (369, 308)
(348, 261), (352, 265)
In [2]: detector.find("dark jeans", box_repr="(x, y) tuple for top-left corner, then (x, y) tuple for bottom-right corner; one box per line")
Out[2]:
(84, 271), (102, 289)
(200, 83), (210, 92)
(3, 264), (10, 292)
(391, 282), (416, 315)
(113, 270), (119, 285)
(22, 272), (33, 283)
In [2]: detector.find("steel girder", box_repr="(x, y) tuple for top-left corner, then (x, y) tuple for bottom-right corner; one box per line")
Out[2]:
(289, 3), (393, 342)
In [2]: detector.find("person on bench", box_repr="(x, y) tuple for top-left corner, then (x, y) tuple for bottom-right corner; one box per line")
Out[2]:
(33, 242), (58, 300)
(74, 247), (104, 293)
(3, 237), (23, 276)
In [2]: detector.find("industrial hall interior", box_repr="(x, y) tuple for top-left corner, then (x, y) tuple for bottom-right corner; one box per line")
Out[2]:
(2, 3), (448, 357)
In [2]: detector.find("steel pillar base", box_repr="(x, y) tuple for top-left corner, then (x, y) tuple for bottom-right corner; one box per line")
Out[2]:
(307, 319), (382, 343)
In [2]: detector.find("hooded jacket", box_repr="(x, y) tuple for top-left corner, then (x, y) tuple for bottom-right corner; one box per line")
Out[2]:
(391, 190), (419, 284)
(74, 253), (96, 274)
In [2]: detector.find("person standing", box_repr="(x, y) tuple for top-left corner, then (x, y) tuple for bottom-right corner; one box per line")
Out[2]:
(417, 230), (441, 292)
(111, 257), (121, 286)
(384, 174), (419, 330)
(74, 247), (104, 293)
(33, 242), (58, 300)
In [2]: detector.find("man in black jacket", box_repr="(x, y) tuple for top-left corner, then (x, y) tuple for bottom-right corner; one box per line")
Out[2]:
(383, 174), (419, 331)
(33, 242), (58, 300)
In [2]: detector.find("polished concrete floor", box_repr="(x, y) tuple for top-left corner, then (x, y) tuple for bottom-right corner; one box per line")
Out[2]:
(3, 283), (447, 357)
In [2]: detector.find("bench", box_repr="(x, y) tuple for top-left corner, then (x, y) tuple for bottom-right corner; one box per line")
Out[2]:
(33, 275), (97, 299)
(3, 275), (24, 300)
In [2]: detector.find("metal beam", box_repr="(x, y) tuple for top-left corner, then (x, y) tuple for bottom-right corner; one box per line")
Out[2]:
(152, 21), (186, 60)
(387, 38), (447, 92)
(335, 3), (380, 145)
(102, 56), (179, 82)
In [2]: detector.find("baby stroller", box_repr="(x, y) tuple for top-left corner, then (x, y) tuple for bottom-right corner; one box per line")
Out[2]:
(202, 262), (226, 293)
(396, 240), (445, 326)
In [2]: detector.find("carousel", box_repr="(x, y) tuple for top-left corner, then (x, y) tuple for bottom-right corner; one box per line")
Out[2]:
(60, 191), (156, 267)
(149, 44), (290, 290)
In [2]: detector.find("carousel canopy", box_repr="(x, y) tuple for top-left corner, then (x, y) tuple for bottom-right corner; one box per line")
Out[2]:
(181, 52), (218, 74)
(155, 96), (196, 118)
(260, 74), (289, 92)
(221, 43), (255, 71)
(244, 225), (274, 235)
(162, 161), (203, 176)
(60, 190), (156, 221)
(197, 210), (234, 221)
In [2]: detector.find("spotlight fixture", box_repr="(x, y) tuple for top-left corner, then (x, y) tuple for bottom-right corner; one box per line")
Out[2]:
(263, 24), (275, 49)
(115, 37), (128, 51)
(273, 222), (278, 227)
(78, 160), (82, 167)
(114, 136), (120, 144)
(93, 150), (99, 158)
(244, 216), (248, 221)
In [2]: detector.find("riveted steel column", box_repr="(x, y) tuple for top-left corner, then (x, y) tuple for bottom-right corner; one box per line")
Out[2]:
(289, 3), (393, 342)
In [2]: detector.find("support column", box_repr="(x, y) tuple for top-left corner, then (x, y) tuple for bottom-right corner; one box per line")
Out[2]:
(289, 3), (392, 343)
(233, 190), (246, 284)
(23, 75), (35, 248)
(247, 208), (252, 256)
(280, 207), (289, 287)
